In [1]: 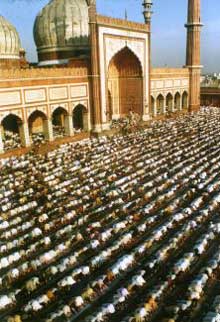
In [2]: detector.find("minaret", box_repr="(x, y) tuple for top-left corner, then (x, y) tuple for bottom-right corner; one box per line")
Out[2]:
(185, 0), (203, 112)
(143, 0), (153, 24)
(142, 0), (153, 119)
(88, 0), (102, 133)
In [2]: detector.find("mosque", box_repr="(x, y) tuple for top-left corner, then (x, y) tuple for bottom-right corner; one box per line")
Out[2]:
(0, 0), (202, 154)
(1, 3), (213, 321)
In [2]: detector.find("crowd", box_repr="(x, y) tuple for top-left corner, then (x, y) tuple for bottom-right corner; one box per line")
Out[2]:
(2, 131), (22, 151)
(110, 111), (141, 134)
(2, 125), (84, 152)
(53, 126), (66, 139)
(30, 133), (46, 146)
(1, 107), (220, 322)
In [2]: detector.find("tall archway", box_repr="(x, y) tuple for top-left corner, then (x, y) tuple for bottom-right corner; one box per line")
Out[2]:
(1, 114), (22, 150)
(52, 107), (68, 137)
(174, 92), (181, 110)
(166, 93), (173, 112)
(73, 104), (88, 131)
(156, 94), (164, 115)
(108, 47), (143, 118)
(182, 91), (188, 109)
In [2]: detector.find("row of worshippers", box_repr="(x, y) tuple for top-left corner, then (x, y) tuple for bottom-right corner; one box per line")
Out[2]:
(203, 295), (220, 322)
(0, 109), (218, 292)
(2, 131), (21, 151)
(1, 108), (220, 321)
(84, 198), (220, 322)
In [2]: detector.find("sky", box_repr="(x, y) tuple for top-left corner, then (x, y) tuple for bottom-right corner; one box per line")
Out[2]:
(1, 0), (220, 73)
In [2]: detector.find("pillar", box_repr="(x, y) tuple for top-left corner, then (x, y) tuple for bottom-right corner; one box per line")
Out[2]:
(179, 95), (183, 110)
(171, 97), (175, 112)
(162, 102), (166, 114)
(0, 131), (4, 154)
(89, 1), (102, 133)
(142, 104), (150, 121)
(43, 119), (54, 142)
(83, 112), (90, 132)
(19, 122), (31, 147)
(185, 0), (203, 112)
(152, 100), (157, 117)
(64, 114), (74, 136)
(0, 125), (5, 140)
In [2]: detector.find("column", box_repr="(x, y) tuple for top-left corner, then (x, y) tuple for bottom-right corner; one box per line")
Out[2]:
(162, 103), (166, 114)
(0, 130), (4, 154)
(179, 95), (183, 111)
(19, 122), (31, 147)
(142, 103), (150, 121)
(43, 119), (54, 142)
(186, 95), (189, 109)
(157, 103), (160, 115)
(83, 112), (90, 132)
(0, 125), (5, 140)
(64, 114), (74, 136)
(152, 99), (157, 117)
(171, 97), (175, 112)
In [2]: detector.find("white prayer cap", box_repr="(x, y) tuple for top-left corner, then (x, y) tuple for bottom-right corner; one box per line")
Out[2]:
(0, 295), (12, 308)
(11, 268), (19, 278)
(107, 303), (115, 314)
(32, 300), (42, 311)
(82, 266), (90, 275)
(1, 257), (9, 268)
(75, 296), (84, 307)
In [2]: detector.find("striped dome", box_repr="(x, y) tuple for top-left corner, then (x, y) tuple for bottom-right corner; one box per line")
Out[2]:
(0, 15), (21, 60)
(33, 0), (89, 64)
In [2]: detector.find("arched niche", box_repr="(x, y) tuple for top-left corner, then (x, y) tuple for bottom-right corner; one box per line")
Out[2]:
(107, 46), (143, 118)
(73, 104), (88, 131)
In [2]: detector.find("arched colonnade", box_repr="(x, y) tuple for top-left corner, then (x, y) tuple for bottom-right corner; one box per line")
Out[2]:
(150, 91), (189, 117)
(0, 104), (89, 153)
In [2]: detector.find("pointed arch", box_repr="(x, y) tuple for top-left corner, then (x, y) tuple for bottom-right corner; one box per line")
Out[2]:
(52, 106), (68, 137)
(1, 114), (23, 151)
(182, 91), (188, 109)
(52, 106), (68, 119)
(73, 104), (88, 131)
(107, 45), (144, 75)
(28, 109), (47, 121)
(52, 106), (72, 137)
(1, 113), (23, 132)
(108, 46), (143, 118)
(28, 110), (47, 135)
(108, 46), (143, 80)
(174, 92), (181, 110)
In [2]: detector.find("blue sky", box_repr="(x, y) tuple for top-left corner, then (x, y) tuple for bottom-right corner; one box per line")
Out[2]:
(1, 0), (220, 73)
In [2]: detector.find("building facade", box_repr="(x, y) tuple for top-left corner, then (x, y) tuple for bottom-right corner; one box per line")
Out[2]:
(0, 0), (202, 153)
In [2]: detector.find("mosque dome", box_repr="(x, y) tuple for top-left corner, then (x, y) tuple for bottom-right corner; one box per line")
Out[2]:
(0, 15), (21, 61)
(33, 0), (90, 65)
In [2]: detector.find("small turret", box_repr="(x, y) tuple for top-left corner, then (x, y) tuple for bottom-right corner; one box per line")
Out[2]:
(142, 0), (153, 24)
